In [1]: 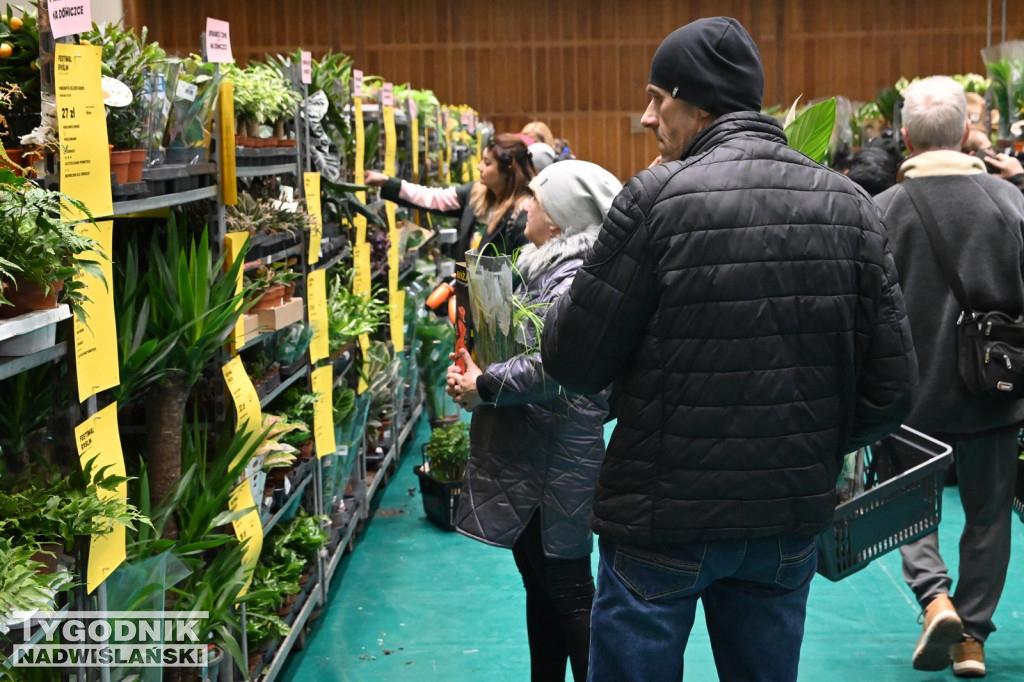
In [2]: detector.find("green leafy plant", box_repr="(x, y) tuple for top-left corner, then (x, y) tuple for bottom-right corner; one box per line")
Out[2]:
(423, 420), (470, 483)
(0, 363), (52, 472)
(0, 169), (104, 321)
(326, 272), (388, 353)
(82, 21), (166, 150)
(0, 538), (72, 621)
(784, 97), (836, 164)
(0, 459), (152, 552)
(165, 54), (223, 150)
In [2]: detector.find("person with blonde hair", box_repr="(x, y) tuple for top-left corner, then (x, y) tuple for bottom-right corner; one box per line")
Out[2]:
(366, 132), (535, 256)
(521, 121), (558, 170)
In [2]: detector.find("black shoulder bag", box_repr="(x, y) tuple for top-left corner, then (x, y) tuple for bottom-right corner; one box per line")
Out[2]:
(902, 178), (1024, 398)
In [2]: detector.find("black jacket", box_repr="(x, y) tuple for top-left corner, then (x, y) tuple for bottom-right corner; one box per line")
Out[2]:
(541, 112), (918, 545)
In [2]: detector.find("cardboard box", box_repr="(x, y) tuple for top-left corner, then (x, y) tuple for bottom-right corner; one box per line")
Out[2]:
(242, 313), (262, 343)
(257, 296), (304, 331)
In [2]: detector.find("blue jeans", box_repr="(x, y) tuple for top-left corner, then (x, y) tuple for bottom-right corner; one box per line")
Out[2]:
(588, 535), (817, 682)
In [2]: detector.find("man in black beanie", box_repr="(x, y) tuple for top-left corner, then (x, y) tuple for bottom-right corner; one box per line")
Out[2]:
(541, 16), (918, 681)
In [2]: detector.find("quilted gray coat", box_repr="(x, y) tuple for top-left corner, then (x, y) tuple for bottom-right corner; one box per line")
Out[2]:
(454, 232), (610, 559)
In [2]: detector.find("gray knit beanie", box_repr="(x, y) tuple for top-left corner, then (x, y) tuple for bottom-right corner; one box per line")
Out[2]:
(528, 160), (622, 237)
(649, 16), (764, 115)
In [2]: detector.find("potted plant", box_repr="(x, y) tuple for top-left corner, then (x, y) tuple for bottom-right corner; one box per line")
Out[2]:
(0, 5), (41, 144)
(82, 22), (167, 182)
(0, 169), (104, 322)
(415, 420), (470, 531)
(164, 54), (223, 164)
(415, 314), (460, 426)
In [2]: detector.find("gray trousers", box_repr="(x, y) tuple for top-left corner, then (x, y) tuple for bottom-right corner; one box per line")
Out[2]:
(899, 424), (1019, 642)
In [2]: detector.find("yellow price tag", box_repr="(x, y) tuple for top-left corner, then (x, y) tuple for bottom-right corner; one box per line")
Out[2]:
(228, 481), (262, 595)
(224, 233), (250, 355)
(353, 242), (372, 295)
(219, 80), (238, 205)
(55, 43), (112, 220)
(221, 356), (263, 468)
(386, 202), (399, 293)
(75, 403), (126, 594)
(410, 116), (419, 181)
(389, 289), (406, 353)
(74, 220), (118, 400)
(311, 365), (337, 458)
(383, 105), (396, 177)
(354, 96), (365, 187)
(307, 269), (329, 363)
(304, 172), (323, 265)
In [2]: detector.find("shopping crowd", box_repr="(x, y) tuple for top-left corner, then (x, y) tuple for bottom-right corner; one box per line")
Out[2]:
(372, 15), (1024, 681)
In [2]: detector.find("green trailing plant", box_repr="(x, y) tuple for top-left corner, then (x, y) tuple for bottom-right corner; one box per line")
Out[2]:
(784, 97), (836, 164)
(423, 420), (470, 483)
(0, 169), (104, 321)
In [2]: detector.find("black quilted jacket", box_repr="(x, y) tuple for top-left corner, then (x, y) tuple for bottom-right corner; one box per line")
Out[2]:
(454, 234), (610, 559)
(540, 111), (919, 545)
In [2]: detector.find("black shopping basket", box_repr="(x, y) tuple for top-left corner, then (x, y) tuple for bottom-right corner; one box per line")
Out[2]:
(816, 425), (952, 581)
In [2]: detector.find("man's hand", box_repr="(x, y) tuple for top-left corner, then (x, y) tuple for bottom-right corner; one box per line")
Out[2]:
(983, 152), (1024, 179)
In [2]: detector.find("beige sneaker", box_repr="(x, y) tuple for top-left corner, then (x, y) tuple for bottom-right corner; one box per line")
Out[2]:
(912, 594), (963, 671)
(951, 637), (985, 678)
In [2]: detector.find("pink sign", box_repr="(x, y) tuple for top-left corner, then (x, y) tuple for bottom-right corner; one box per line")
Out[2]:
(49, 0), (92, 40)
(301, 51), (312, 85)
(353, 70), (364, 98)
(382, 83), (394, 107)
(205, 18), (232, 63)
(407, 95), (418, 120)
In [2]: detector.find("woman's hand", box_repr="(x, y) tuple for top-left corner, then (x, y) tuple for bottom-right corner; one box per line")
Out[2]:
(365, 170), (390, 187)
(446, 348), (483, 411)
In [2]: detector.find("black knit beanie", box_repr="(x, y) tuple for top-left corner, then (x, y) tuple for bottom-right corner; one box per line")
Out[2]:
(649, 16), (764, 115)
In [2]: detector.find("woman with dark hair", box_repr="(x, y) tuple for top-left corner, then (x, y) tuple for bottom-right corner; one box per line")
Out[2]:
(365, 132), (535, 256)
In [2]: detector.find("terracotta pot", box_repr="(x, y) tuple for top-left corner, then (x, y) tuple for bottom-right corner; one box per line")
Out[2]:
(0, 278), (62, 318)
(30, 543), (64, 574)
(109, 149), (132, 184)
(127, 148), (146, 183)
(253, 284), (285, 309)
(2, 148), (24, 173)
(283, 282), (296, 301)
(278, 139), (297, 147)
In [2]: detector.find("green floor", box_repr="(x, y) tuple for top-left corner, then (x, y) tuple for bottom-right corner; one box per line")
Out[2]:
(281, 417), (1024, 681)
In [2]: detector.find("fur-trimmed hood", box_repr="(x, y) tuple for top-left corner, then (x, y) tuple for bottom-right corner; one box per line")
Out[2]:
(514, 231), (598, 284)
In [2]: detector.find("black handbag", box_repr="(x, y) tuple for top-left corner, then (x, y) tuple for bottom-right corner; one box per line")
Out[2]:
(902, 179), (1024, 398)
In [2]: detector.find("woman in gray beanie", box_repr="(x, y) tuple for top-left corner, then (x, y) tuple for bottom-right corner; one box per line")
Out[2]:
(446, 160), (622, 682)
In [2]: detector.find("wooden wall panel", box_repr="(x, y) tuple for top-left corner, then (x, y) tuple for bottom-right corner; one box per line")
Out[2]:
(132, 0), (1024, 182)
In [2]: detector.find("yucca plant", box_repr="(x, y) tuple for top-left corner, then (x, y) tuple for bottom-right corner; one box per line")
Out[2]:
(138, 217), (253, 518)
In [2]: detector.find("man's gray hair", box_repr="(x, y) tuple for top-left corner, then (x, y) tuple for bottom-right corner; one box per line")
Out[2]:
(901, 76), (968, 151)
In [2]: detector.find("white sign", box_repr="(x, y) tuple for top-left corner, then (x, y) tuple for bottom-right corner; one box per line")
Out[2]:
(301, 51), (312, 85)
(49, 0), (92, 39)
(352, 69), (364, 98)
(205, 18), (232, 63)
